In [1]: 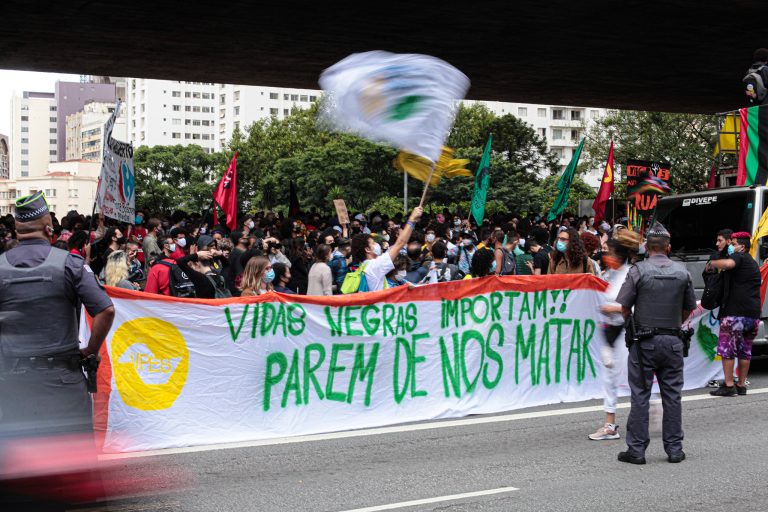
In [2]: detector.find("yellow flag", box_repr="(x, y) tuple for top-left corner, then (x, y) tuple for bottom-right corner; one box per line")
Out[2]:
(394, 146), (471, 186)
(750, 207), (768, 258)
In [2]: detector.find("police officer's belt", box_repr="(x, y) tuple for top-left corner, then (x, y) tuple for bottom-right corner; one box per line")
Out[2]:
(1, 355), (80, 371)
(636, 326), (685, 338)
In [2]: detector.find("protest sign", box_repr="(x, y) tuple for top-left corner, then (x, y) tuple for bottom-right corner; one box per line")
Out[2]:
(96, 101), (135, 223)
(87, 276), (722, 453)
(333, 199), (350, 225)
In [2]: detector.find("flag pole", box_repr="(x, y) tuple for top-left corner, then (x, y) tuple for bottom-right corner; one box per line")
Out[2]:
(403, 168), (408, 213)
(418, 163), (436, 208)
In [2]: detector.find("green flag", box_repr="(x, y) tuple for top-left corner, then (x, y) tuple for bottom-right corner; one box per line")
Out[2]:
(471, 134), (492, 226)
(546, 138), (585, 222)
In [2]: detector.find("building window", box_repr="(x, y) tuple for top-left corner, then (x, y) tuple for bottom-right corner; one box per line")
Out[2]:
(191, 92), (200, 99)
(284, 109), (289, 116)
(202, 106), (211, 113)
(538, 128), (547, 138)
(21, 138), (28, 143)
(202, 120), (211, 126)
(570, 110), (581, 121)
(21, 149), (28, 155)
(590, 109), (600, 119)
(517, 107), (527, 117)
(192, 134), (200, 140)
(270, 108), (278, 116)
(310, 95), (317, 102)
(185, 106), (191, 112)
(49, 128), (56, 133)
(552, 109), (564, 120)
(49, 139), (56, 144)
(185, 92), (191, 98)
(50, 117), (57, 122)
(571, 129), (580, 141)
(234, 91), (240, 101)
(172, 105), (181, 111)
(185, 119), (191, 125)
(172, 132), (181, 139)
(20, 116), (28, 121)
(49, 150), (56, 155)
(172, 91), (181, 97)
(50, 106), (57, 111)
(185, 133), (191, 139)
(290, 94), (298, 101)
(193, 119), (201, 126)
(21, 160), (28, 166)
(192, 106), (201, 112)
(234, 122), (240, 131)
(234, 106), (240, 116)
(21, 128), (28, 133)
(269, 92), (279, 100)
(45, 189), (56, 197)
(538, 108), (546, 118)
(202, 93), (211, 99)
(300, 95), (308, 102)
(172, 118), (181, 125)
(202, 134), (211, 140)
(219, 94), (226, 105)
(283, 94), (289, 100)
(69, 189), (79, 198)
(552, 128), (563, 139)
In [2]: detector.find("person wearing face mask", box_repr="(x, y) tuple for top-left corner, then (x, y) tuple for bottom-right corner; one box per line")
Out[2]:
(329, 238), (351, 293)
(349, 207), (423, 292)
(176, 235), (231, 299)
(240, 256), (274, 296)
(706, 231), (761, 396)
(385, 255), (411, 287)
(272, 262), (295, 294)
(404, 238), (428, 284)
(144, 236), (180, 296)
(589, 229), (641, 442)
(548, 227), (598, 275)
(457, 231), (476, 274)
(307, 244), (334, 296)
(423, 228), (437, 251)
(169, 228), (188, 260)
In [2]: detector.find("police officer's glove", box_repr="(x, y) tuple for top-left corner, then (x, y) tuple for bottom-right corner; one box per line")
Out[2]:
(601, 346), (614, 369)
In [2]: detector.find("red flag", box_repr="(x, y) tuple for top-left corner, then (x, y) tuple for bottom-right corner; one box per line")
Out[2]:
(592, 141), (614, 225)
(213, 152), (238, 231)
(707, 161), (717, 189)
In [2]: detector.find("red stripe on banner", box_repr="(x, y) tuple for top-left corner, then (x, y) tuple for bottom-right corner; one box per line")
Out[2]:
(85, 312), (112, 451)
(105, 274), (608, 306)
(737, 107), (750, 186)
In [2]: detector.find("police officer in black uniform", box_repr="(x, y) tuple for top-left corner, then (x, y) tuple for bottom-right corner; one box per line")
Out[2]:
(615, 221), (696, 464)
(0, 192), (114, 438)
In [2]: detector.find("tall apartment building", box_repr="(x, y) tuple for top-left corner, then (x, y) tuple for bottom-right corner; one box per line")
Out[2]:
(216, 84), (319, 150)
(127, 79), (219, 153)
(10, 91), (58, 179)
(54, 81), (116, 162)
(66, 101), (128, 161)
(0, 134), (9, 179)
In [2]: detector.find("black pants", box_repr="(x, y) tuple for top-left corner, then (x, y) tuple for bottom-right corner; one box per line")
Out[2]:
(625, 334), (685, 457)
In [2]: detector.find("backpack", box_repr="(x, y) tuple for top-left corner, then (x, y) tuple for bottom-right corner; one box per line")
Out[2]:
(743, 64), (768, 102)
(341, 262), (369, 294)
(205, 271), (232, 299)
(156, 261), (197, 298)
(499, 248), (516, 275)
(701, 268), (725, 310)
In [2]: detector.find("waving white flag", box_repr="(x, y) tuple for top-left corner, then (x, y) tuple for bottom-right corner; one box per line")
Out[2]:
(319, 51), (470, 163)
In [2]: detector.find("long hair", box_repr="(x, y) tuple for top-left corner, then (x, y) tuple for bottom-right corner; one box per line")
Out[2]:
(553, 227), (587, 268)
(240, 256), (272, 293)
(105, 250), (129, 287)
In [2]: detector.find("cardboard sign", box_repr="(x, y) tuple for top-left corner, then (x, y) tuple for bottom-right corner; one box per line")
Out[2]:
(333, 199), (350, 225)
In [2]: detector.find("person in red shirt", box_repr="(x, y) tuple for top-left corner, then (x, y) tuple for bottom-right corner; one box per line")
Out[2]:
(131, 212), (148, 264)
(169, 228), (188, 260)
(144, 236), (177, 296)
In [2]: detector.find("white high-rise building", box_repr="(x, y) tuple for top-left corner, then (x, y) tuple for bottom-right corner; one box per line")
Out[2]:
(127, 79), (219, 153)
(215, 84), (320, 150)
(10, 91), (58, 179)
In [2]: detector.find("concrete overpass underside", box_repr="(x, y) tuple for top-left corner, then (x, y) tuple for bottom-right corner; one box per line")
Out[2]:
(1, 0), (766, 113)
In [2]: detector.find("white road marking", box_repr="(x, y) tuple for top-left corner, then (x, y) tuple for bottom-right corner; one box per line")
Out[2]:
(99, 387), (768, 460)
(334, 486), (519, 512)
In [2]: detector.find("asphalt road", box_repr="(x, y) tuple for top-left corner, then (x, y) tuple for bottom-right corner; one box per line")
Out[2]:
(85, 359), (768, 512)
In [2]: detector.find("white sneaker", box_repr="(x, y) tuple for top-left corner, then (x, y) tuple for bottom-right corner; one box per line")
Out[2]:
(589, 423), (620, 440)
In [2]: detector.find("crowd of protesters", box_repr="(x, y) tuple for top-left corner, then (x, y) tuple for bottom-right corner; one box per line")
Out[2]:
(0, 205), (629, 298)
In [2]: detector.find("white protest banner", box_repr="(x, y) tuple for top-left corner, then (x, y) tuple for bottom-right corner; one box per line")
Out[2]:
(89, 276), (723, 453)
(96, 101), (135, 223)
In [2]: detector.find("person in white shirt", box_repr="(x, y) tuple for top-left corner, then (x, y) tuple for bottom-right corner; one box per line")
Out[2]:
(350, 207), (423, 292)
(307, 244), (333, 296)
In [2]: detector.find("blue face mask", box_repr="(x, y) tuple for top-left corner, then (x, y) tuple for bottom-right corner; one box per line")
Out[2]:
(264, 270), (276, 283)
(490, 260), (497, 273)
(556, 240), (568, 253)
(134, 215), (143, 225)
(727, 244), (735, 256)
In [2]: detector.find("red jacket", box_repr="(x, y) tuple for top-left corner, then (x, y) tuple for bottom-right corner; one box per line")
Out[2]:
(144, 258), (175, 296)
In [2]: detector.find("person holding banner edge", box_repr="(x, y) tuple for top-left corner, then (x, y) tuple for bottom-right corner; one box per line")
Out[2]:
(351, 206), (423, 292)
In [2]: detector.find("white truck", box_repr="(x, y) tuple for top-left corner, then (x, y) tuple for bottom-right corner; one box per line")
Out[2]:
(655, 185), (768, 354)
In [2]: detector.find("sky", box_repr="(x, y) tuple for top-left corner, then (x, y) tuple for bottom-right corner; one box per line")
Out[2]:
(0, 70), (82, 136)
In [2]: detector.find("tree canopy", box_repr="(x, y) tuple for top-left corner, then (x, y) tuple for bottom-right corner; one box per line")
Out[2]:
(134, 103), (599, 218)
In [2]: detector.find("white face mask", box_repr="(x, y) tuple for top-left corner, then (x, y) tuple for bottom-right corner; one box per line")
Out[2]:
(454, 219), (461, 226)
(176, 238), (187, 248)
(168, 243), (177, 253)
(383, 234), (390, 242)
(247, 220), (255, 229)
(397, 270), (407, 278)
(372, 243), (382, 256)
(426, 234), (436, 243)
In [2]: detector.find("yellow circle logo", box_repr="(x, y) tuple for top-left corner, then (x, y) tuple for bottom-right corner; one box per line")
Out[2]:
(112, 318), (189, 411)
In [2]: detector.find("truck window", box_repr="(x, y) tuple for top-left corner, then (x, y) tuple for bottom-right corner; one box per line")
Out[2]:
(655, 191), (754, 253)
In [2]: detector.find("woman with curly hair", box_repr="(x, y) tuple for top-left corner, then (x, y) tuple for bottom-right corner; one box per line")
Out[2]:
(548, 227), (597, 275)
